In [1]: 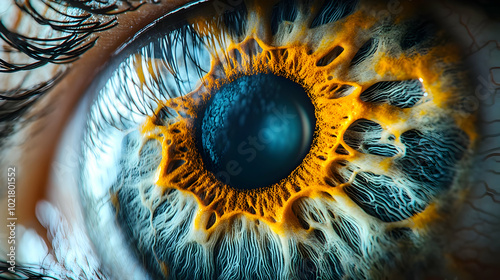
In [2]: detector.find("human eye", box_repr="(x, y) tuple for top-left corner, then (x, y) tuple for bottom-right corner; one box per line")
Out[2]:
(1, 0), (500, 279)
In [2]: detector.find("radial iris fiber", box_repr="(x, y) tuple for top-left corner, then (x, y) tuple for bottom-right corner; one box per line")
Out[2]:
(199, 73), (316, 189)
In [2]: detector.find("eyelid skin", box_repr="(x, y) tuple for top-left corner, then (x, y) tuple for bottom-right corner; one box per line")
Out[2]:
(0, 0), (193, 253)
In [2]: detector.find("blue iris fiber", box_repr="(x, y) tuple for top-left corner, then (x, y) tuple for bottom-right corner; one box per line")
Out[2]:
(343, 119), (401, 158)
(310, 0), (359, 28)
(270, 0), (299, 35)
(344, 172), (425, 223)
(398, 129), (468, 191)
(360, 80), (425, 109)
(199, 73), (316, 190)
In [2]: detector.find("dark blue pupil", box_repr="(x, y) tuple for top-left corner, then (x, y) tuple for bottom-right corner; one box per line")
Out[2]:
(199, 73), (316, 190)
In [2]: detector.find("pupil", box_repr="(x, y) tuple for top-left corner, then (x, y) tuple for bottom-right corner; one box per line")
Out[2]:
(198, 73), (316, 190)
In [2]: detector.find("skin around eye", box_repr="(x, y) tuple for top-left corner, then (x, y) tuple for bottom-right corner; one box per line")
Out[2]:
(0, 0), (499, 279)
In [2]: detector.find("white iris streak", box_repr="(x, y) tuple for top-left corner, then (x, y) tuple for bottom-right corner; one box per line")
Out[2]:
(78, 23), (214, 279)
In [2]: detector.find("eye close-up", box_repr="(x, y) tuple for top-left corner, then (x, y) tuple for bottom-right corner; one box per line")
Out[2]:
(1, 0), (500, 279)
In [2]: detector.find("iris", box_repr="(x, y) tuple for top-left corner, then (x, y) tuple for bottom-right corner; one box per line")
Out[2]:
(75, 0), (478, 279)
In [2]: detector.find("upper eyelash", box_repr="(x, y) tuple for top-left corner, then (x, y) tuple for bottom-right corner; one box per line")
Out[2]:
(0, 20), (104, 72)
(0, 0), (153, 147)
(0, 0), (147, 73)
(0, 72), (64, 145)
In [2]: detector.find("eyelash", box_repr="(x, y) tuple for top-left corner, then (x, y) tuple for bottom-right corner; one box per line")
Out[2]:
(0, 0), (137, 73)
(0, 261), (56, 279)
(0, 73), (62, 147)
(0, 0), (153, 146)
